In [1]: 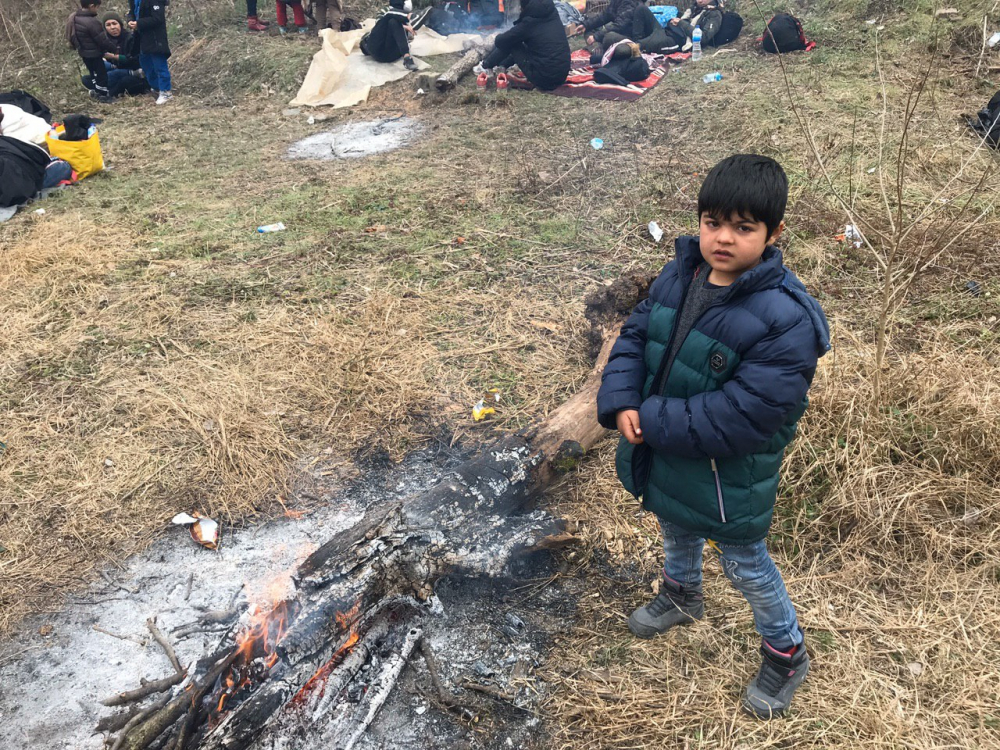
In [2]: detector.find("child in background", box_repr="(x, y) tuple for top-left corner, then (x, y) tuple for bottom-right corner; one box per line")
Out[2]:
(68, 0), (118, 102)
(597, 154), (830, 719)
(276, 0), (309, 34)
(128, 0), (173, 104)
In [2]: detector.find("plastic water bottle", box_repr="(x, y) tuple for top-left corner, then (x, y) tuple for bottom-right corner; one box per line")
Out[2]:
(702, 72), (723, 83)
(692, 26), (702, 61)
(256, 222), (286, 233)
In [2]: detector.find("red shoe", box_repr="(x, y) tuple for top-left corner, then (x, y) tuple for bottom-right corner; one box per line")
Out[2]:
(496, 72), (509, 90)
(247, 15), (269, 31)
(477, 72), (489, 90)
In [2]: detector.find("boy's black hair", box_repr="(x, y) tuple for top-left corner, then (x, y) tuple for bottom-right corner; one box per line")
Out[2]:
(697, 154), (788, 236)
(80, 0), (101, 7)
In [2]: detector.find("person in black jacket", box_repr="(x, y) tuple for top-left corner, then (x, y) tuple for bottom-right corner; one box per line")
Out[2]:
(574, 0), (639, 48)
(360, 0), (419, 71)
(478, 0), (570, 91)
(666, 0), (723, 50)
(128, 0), (173, 104)
(70, 0), (118, 101)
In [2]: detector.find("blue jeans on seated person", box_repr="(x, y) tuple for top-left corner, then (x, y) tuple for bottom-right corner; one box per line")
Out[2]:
(658, 518), (804, 651)
(139, 53), (171, 92)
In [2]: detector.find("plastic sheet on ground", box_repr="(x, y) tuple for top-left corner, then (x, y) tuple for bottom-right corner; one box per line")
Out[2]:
(290, 24), (486, 109)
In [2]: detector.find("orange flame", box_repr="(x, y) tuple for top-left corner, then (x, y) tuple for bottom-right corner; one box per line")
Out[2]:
(210, 599), (295, 722)
(292, 602), (363, 705)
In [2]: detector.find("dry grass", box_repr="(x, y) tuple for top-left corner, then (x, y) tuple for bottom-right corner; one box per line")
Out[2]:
(543, 336), (1000, 748)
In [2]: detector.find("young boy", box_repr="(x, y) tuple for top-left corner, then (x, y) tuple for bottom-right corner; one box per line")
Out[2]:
(596, 154), (830, 719)
(360, 0), (419, 71)
(128, 0), (172, 105)
(69, 0), (118, 101)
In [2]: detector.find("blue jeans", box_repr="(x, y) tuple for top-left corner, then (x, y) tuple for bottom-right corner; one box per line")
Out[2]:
(658, 518), (804, 651)
(139, 53), (171, 92)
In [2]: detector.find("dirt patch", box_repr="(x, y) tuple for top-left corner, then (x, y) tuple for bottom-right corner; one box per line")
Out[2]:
(287, 118), (422, 160)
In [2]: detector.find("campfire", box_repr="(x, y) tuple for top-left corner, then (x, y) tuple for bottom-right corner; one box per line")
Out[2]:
(68, 281), (644, 750)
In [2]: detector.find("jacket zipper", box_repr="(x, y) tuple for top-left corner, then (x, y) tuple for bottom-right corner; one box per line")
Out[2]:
(710, 458), (727, 523)
(651, 267), (700, 396)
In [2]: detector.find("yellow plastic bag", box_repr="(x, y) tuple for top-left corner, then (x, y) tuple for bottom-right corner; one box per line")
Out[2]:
(45, 124), (104, 180)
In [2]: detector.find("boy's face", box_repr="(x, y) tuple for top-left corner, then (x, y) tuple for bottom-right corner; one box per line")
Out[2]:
(105, 18), (122, 36)
(699, 212), (783, 285)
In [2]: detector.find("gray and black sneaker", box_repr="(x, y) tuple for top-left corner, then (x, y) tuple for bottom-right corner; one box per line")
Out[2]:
(627, 575), (704, 639)
(742, 640), (810, 719)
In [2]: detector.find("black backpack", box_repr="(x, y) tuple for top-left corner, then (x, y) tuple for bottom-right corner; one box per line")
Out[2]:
(706, 11), (743, 47)
(761, 13), (810, 53)
(968, 90), (1000, 147)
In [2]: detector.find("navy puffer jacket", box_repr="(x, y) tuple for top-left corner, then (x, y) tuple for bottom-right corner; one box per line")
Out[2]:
(596, 236), (830, 544)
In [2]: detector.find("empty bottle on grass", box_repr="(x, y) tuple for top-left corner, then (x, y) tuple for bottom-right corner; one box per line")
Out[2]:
(257, 222), (286, 233)
(692, 26), (702, 61)
(703, 72), (723, 83)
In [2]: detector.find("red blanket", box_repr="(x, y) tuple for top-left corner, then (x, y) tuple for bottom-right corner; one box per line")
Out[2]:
(507, 48), (689, 101)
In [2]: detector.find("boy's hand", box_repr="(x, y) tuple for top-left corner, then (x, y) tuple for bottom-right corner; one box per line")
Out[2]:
(128, 21), (137, 29)
(616, 410), (643, 445)
(669, 18), (680, 25)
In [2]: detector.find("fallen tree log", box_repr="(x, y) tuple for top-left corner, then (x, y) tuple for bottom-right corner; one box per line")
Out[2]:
(435, 34), (497, 92)
(102, 276), (652, 750)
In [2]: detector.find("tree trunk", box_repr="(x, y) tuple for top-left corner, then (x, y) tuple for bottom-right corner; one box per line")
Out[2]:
(435, 35), (497, 92)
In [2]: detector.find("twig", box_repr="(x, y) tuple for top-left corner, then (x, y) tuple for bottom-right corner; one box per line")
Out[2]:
(975, 14), (989, 78)
(184, 573), (193, 602)
(147, 617), (184, 675)
(95, 704), (144, 733)
(101, 569), (140, 595)
(93, 625), (146, 645)
(340, 627), (423, 750)
(101, 672), (187, 707)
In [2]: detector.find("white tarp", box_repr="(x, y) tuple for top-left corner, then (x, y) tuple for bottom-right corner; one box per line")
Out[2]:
(290, 25), (484, 109)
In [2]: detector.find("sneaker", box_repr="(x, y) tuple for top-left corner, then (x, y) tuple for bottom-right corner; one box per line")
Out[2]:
(155, 91), (173, 105)
(403, 55), (419, 72)
(627, 575), (704, 639)
(247, 15), (268, 31)
(472, 62), (487, 75)
(278, 25), (288, 35)
(298, 25), (308, 34)
(742, 640), (810, 719)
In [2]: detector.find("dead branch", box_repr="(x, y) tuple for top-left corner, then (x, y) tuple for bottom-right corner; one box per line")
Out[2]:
(147, 617), (184, 675)
(101, 672), (187, 707)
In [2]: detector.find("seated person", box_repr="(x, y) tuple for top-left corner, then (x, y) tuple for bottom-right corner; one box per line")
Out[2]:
(666, 0), (723, 51)
(631, 3), (673, 53)
(98, 12), (151, 98)
(360, 0), (419, 71)
(574, 0), (639, 49)
(477, 0), (571, 91)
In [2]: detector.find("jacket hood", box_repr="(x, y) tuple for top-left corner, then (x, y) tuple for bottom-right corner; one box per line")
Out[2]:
(520, 0), (557, 20)
(389, 0), (407, 10)
(674, 235), (831, 356)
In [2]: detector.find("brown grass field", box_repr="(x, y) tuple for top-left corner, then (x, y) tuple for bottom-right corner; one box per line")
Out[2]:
(2, 0), (1000, 746)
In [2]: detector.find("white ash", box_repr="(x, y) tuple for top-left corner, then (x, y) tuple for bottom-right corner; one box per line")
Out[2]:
(0, 447), (574, 750)
(286, 118), (421, 161)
